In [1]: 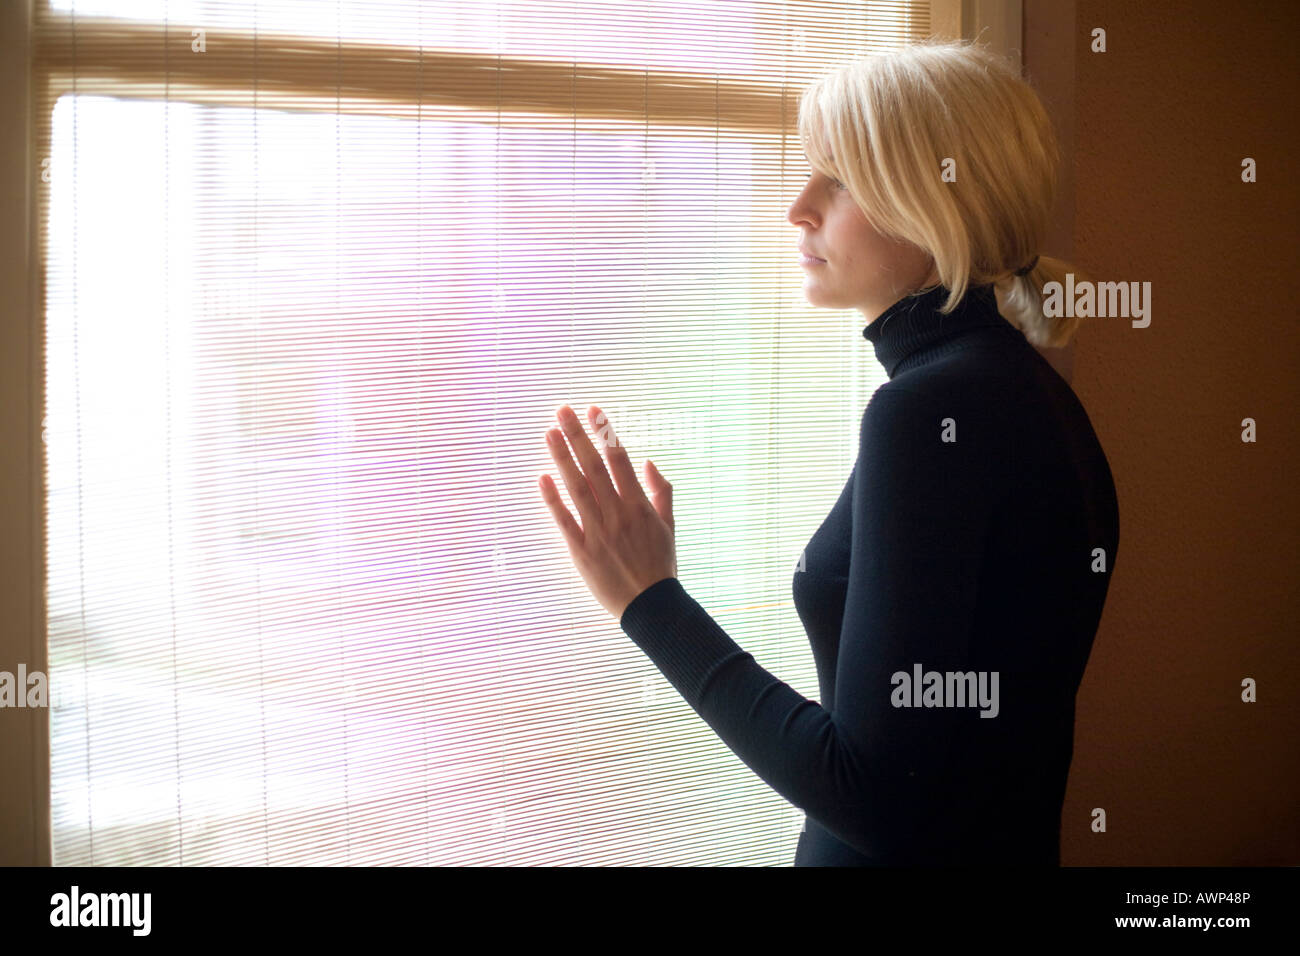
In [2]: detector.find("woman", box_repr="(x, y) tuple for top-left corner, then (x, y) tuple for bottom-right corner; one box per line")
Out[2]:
(537, 39), (1119, 866)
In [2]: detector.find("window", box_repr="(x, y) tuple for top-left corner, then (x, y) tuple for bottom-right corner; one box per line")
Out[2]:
(34, 0), (933, 865)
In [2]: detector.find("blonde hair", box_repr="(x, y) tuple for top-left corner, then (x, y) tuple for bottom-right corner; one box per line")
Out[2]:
(798, 38), (1089, 348)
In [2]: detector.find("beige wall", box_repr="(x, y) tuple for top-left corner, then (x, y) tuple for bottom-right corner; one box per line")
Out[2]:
(0, 0), (49, 866)
(1023, 0), (1077, 384)
(1037, 0), (1300, 864)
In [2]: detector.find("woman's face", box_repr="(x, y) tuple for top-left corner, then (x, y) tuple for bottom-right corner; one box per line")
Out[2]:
(787, 165), (937, 323)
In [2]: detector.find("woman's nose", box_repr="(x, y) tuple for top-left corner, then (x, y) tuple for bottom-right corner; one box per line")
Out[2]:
(787, 197), (813, 227)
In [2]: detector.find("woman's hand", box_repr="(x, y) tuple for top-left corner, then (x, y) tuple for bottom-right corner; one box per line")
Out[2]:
(538, 404), (677, 620)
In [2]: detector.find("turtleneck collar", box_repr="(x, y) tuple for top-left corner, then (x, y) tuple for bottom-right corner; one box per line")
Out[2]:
(862, 282), (1009, 379)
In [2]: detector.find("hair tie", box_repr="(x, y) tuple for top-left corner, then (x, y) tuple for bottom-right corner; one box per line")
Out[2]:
(1013, 255), (1039, 277)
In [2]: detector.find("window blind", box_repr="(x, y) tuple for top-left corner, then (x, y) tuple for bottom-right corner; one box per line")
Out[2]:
(34, 0), (932, 866)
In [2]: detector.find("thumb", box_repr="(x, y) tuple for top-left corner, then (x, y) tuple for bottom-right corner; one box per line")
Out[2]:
(644, 459), (674, 531)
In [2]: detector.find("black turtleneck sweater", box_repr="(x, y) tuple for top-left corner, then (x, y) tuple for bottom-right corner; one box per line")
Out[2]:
(618, 283), (1120, 865)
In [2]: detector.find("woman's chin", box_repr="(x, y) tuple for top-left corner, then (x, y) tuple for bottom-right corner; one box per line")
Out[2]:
(801, 283), (841, 310)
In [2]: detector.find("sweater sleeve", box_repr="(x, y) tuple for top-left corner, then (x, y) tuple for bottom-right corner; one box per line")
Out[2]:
(618, 384), (1002, 858)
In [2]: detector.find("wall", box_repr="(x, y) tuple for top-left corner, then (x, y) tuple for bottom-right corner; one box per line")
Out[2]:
(1037, 0), (1299, 864)
(0, 0), (48, 867)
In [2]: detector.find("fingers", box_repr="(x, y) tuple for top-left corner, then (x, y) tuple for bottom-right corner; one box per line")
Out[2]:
(537, 471), (584, 549)
(588, 405), (646, 503)
(552, 404), (620, 514)
(545, 423), (602, 532)
(643, 459), (674, 531)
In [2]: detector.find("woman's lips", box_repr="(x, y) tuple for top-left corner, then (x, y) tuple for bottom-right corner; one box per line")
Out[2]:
(799, 254), (827, 266)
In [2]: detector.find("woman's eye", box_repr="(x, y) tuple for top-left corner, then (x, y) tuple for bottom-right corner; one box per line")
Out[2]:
(805, 170), (846, 190)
